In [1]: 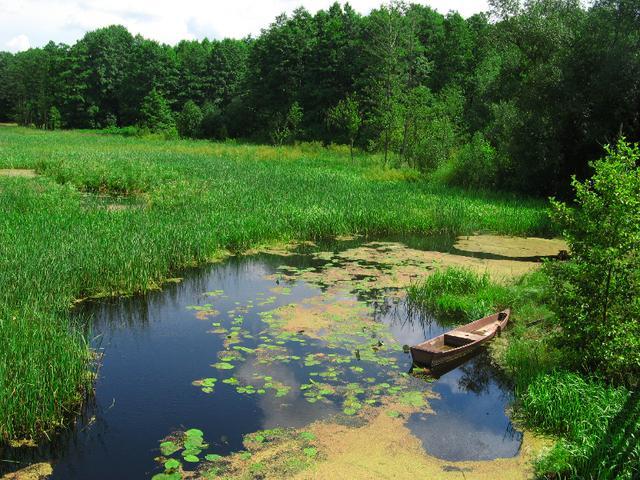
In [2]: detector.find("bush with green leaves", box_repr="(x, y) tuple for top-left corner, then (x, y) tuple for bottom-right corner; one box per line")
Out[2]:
(270, 102), (303, 146)
(200, 102), (226, 140)
(139, 88), (177, 138)
(546, 139), (640, 385)
(327, 95), (362, 161)
(177, 100), (203, 139)
(447, 133), (501, 189)
(46, 106), (62, 130)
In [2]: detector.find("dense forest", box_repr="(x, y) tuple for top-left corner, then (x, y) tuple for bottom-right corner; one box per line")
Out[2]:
(0, 0), (639, 194)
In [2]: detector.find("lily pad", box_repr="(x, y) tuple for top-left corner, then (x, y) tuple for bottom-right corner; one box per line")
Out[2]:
(164, 458), (180, 470)
(212, 362), (234, 370)
(160, 441), (180, 456)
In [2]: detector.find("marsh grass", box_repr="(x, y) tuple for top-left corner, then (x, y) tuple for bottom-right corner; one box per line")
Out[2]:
(407, 266), (638, 479)
(0, 125), (552, 441)
(407, 267), (510, 323)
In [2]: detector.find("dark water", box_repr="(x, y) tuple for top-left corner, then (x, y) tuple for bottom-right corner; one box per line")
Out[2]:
(1, 236), (525, 479)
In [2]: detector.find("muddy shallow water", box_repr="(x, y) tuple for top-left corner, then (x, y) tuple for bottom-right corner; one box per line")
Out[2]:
(1, 235), (564, 479)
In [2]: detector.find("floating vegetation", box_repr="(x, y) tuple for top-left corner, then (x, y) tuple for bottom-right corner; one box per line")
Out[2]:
(153, 427), (321, 480)
(152, 237), (550, 478)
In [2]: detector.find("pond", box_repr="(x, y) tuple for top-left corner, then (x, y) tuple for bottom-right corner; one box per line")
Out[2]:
(1, 235), (564, 479)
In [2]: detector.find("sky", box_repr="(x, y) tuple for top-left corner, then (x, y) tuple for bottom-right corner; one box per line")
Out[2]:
(0, 0), (490, 53)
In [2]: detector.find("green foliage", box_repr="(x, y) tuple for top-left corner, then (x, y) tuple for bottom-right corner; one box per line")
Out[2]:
(139, 88), (177, 137)
(0, 126), (551, 440)
(46, 106), (62, 130)
(400, 87), (463, 171)
(408, 263), (638, 479)
(446, 132), (501, 189)
(327, 95), (362, 160)
(2, 2), (639, 194)
(177, 100), (203, 139)
(270, 102), (303, 146)
(546, 139), (640, 385)
(200, 102), (226, 140)
(521, 372), (638, 480)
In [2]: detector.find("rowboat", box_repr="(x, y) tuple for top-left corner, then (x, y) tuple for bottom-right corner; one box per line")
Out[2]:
(410, 309), (510, 367)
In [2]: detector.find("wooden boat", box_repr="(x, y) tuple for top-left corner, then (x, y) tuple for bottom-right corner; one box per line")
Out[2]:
(410, 309), (510, 367)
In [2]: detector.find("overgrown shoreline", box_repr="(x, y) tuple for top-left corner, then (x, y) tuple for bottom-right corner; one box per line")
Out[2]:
(0, 126), (553, 443)
(407, 268), (639, 479)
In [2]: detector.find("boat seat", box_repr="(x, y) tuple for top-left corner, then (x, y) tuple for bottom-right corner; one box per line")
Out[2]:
(444, 331), (485, 347)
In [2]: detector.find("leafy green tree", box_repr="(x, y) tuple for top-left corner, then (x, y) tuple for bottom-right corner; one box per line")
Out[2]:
(401, 86), (463, 170)
(361, 3), (409, 165)
(303, 3), (363, 138)
(270, 102), (303, 146)
(327, 95), (362, 160)
(0, 52), (16, 122)
(546, 139), (640, 385)
(207, 39), (251, 108)
(177, 100), (203, 138)
(80, 25), (135, 126)
(247, 8), (316, 136)
(200, 102), (226, 140)
(46, 106), (62, 130)
(139, 88), (176, 136)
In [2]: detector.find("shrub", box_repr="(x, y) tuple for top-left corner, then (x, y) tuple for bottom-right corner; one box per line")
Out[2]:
(177, 100), (203, 139)
(270, 102), (303, 146)
(447, 133), (501, 189)
(46, 106), (62, 130)
(546, 139), (640, 385)
(139, 87), (177, 137)
(200, 102), (226, 140)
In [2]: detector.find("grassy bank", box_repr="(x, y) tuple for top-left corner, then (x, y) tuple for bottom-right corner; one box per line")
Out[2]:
(408, 268), (639, 479)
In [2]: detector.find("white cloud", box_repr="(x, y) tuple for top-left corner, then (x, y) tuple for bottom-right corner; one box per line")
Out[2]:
(0, 1), (490, 51)
(6, 34), (31, 52)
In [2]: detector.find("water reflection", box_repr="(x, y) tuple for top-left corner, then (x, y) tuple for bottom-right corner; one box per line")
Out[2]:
(407, 351), (522, 461)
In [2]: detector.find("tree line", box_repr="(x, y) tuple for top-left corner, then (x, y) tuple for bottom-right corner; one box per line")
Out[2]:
(0, 0), (638, 195)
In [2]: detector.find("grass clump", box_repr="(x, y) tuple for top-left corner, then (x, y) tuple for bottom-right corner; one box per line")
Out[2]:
(407, 267), (510, 322)
(0, 125), (552, 441)
(522, 372), (638, 480)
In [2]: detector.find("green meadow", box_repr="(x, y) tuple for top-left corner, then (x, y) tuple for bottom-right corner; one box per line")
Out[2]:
(0, 125), (552, 441)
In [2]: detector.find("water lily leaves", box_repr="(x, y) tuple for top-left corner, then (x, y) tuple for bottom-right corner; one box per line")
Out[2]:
(183, 454), (199, 463)
(399, 391), (427, 408)
(299, 431), (316, 441)
(212, 362), (234, 370)
(164, 458), (180, 470)
(160, 441), (180, 456)
(222, 377), (239, 385)
(204, 454), (223, 462)
(152, 473), (181, 480)
(303, 447), (318, 457)
(205, 290), (225, 297)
